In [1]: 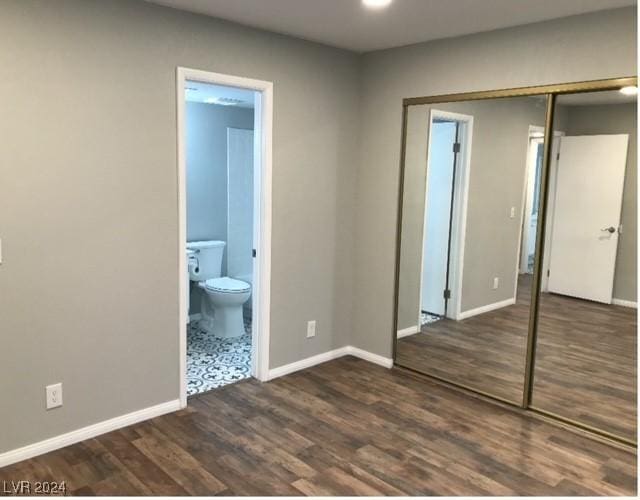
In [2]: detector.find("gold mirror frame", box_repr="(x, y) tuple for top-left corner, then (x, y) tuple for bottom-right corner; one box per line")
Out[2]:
(392, 76), (638, 448)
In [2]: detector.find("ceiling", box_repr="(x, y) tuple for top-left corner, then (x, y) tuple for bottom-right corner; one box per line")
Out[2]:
(185, 81), (256, 108)
(146, 0), (635, 52)
(558, 90), (637, 106)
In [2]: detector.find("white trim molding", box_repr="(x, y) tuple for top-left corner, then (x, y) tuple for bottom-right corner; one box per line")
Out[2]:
(397, 326), (420, 339)
(458, 297), (516, 320)
(612, 298), (637, 308)
(346, 346), (394, 368)
(267, 346), (393, 381)
(176, 67), (274, 408)
(267, 347), (351, 380)
(0, 345), (393, 468)
(0, 400), (181, 469)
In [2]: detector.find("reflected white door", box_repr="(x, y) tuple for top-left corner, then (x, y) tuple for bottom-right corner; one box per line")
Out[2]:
(421, 121), (457, 316)
(547, 134), (628, 303)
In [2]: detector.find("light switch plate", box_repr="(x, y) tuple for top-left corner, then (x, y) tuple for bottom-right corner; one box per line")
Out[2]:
(46, 383), (63, 410)
(307, 320), (316, 338)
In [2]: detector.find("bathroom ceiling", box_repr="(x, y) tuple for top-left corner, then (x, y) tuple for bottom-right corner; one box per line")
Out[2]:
(145, 0), (635, 52)
(185, 81), (256, 108)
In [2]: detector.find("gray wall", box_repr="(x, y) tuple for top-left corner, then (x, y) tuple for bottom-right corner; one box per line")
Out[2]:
(0, 0), (636, 457)
(561, 102), (637, 302)
(186, 102), (254, 246)
(0, 0), (359, 453)
(353, 7), (637, 357)
(398, 98), (546, 331)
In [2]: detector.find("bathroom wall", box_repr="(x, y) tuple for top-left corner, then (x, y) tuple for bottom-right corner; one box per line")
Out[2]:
(560, 102), (637, 303)
(186, 101), (254, 279)
(186, 101), (254, 250)
(0, 0), (360, 455)
(352, 7), (637, 358)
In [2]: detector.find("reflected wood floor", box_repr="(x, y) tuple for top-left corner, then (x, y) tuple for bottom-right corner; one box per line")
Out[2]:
(0, 357), (636, 496)
(396, 275), (637, 441)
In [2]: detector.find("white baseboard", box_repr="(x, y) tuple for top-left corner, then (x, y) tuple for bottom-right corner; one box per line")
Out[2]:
(458, 297), (516, 320)
(612, 298), (637, 308)
(345, 346), (394, 368)
(267, 345), (393, 380)
(0, 399), (181, 469)
(397, 326), (420, 339)
(267, 347), (350, 380)
(2, 345), (394, 469)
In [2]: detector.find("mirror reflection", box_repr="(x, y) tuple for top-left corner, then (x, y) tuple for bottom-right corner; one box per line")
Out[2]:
(532, 90), (637, 441)
(396, 95), (549, 403)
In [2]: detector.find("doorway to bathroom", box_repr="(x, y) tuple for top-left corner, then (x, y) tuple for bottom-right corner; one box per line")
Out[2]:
(177, 68), (273, 405)
(417, 110), (472, 328)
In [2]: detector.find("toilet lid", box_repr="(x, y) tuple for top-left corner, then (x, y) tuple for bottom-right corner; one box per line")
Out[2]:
(204, 277), (251, 293)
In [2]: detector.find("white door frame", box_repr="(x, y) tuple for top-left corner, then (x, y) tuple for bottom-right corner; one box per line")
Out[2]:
(540, 131), (565, 292)
(417, 109), (474, 324)
(519, 126), (545, 275)
(176, 67), (273, 408)
(517, 127), (564, 291)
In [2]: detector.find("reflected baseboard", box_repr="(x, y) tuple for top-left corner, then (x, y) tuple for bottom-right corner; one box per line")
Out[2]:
(612, 298), (637, 308)
(397, 326), (420, 338)
(458, 297), (516, 320)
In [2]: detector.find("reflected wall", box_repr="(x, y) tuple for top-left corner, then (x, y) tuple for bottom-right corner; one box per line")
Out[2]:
(394, 78), (638, 444)
(396, 96), (548, 403)
(531, 90), (637, 441)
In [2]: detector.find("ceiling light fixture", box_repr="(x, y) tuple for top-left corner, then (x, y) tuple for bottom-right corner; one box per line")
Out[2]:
(619, 86), (638, 95)
(362, 0), (392, 9)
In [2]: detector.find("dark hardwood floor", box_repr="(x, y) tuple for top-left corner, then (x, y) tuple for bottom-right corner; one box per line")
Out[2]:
(396, 274), (637, 442)
(0, 357), (636, 496)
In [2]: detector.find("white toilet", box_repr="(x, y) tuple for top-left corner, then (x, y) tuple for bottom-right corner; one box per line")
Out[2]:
(187, 240), (251, 339)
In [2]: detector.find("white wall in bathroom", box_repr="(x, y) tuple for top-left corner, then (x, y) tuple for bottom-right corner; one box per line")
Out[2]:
(227, 127), (255, 282)
(186, 101), (254, 272)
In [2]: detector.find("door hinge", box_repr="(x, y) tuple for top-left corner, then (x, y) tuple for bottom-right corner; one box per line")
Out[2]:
(452, 142), (461, 153)
(443, 289), (451, 299)
(252, 249), (257, 258)
(556, 152), (560, 161)
(547, 269), (550, 277)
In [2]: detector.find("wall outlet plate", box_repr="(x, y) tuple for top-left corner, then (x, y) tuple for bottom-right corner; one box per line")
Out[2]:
(307, 320), (316, 338)
(46, 383), (63, 410)
(493, 277), (500, 290)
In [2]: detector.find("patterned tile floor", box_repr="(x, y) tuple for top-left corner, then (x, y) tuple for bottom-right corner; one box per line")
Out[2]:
(421, 311), (442, 326)
(187, 315), (252, 396)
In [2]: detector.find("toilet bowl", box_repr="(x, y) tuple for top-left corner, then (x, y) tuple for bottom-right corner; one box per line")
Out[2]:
(198, 277), (251, 339)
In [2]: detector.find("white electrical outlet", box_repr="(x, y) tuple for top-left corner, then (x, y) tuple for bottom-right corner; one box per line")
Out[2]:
(46, 383), (63, 410)
(493, 277), (499, 290)
(307, 320), (316, 338)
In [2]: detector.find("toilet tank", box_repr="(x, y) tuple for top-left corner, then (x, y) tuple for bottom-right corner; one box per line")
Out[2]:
(186, 240), (225, 281)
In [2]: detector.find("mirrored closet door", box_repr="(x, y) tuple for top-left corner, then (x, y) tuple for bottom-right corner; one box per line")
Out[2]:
(395, 95), (549, 404)
(530, 89), (637, 442)
(394, 77), (637, 445)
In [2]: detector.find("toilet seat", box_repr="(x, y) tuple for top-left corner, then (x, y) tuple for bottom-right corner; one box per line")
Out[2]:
(204, 277), (251, 294)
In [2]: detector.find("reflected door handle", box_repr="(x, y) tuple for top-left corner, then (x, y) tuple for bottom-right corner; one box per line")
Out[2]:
(601, 226), (616, 234)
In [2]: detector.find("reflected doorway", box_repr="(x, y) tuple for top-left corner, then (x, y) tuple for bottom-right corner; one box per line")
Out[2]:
(418, 110), (472, 326)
